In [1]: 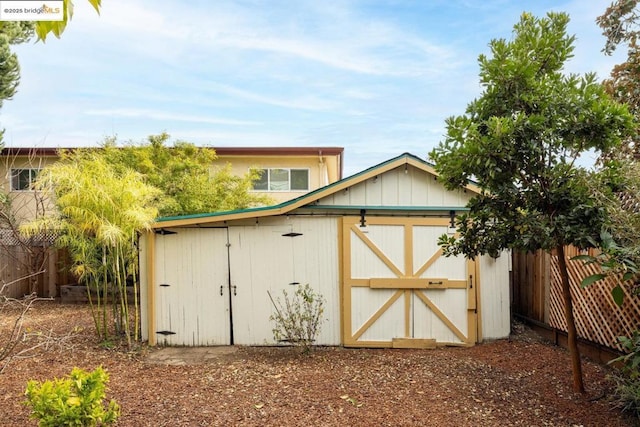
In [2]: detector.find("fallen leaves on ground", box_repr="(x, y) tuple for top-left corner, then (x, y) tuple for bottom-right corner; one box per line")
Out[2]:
(0, 302), (635, 426)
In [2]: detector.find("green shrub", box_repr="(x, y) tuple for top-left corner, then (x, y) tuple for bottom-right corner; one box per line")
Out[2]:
(267, 284), (326, 353)
(609, 331), (640, 419)
(24, 366), (120, 426)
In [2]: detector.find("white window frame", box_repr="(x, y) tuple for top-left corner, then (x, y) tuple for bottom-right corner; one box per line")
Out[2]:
(252, 168), (310, 192)
(10, 168), (41, 191)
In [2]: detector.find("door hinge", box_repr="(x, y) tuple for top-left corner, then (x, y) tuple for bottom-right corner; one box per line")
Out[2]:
(282, 232), (303, 237)
(155, 229), (177, 235)
(156, 330), (176, 336)
(159, 283), (170, 287)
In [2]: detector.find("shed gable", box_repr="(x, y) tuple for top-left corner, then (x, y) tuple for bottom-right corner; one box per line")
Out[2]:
(314, 163), (472, 208)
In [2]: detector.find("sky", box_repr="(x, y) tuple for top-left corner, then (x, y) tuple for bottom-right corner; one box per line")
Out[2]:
(1, 0), (627, 177)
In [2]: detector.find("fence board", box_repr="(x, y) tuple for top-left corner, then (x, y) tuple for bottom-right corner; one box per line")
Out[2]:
(512, 250), (549, 323)
(513, 247), (640, 352)
(0, 245), (73, 298)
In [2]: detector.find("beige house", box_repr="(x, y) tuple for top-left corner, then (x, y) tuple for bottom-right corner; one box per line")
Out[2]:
(212, 146), (343, 203)
(0, 145), (343, 298)
(0, 146), (344, 223)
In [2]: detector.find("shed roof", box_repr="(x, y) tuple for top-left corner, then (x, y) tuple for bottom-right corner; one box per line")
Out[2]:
(154, 152), (480, 228)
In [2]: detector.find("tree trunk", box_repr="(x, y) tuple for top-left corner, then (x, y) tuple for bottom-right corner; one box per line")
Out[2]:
(556, 244), (585, 394)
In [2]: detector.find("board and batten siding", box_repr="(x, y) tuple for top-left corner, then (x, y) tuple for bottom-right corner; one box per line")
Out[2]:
(317, 166), (473, 207)
(139, 234), (149, 342)
(140, 216), (341, 346)
(478, 252), (511, 340)
(227, 216), (340, 346)
(147, 228), (231, 346)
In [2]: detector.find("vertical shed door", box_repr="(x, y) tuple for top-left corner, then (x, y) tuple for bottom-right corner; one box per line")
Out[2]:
(227, 217), (341, 346)
(342, 217), (477, 348)
(154, 228), (231, 346)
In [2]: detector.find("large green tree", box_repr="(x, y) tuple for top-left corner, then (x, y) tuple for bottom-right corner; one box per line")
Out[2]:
(99, 133), (272, 217)
(430, 12), (635, 393)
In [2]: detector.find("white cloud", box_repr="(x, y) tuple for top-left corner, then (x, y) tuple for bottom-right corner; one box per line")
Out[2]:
(1, 0), (630, 176)
(83, 108), (262, 126)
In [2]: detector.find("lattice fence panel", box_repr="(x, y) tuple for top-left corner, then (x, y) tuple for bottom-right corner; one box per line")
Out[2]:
(548, 247), (640, 352)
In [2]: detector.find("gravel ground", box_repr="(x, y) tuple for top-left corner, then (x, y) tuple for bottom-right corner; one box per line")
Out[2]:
(0, 301), (636, 426)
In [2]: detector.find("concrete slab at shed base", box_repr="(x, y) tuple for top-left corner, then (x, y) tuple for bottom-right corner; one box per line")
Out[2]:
(146, 346), (239, 365)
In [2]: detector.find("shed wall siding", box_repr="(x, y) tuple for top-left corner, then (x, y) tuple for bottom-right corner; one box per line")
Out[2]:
(317, 166), (472, 207)
(479, 253), (511, 339)
(153, 228), (231, 346)
(141, 154), (512, 346)
(228, 216), (340, 345)
(140, 236), (149, 341)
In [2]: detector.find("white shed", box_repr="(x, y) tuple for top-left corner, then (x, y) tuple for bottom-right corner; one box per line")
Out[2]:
(139, 153), (511, 348)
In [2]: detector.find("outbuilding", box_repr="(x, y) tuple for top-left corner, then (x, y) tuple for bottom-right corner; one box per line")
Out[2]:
(139, 153), (510, 348)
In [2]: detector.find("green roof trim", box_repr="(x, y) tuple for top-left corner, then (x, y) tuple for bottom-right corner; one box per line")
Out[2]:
(155, 152), (477, 224)
(299, 205), (471, 211)
(156, 203), (278, 222)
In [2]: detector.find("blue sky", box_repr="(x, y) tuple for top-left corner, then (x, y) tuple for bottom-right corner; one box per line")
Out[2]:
(1, 0), (625, 176)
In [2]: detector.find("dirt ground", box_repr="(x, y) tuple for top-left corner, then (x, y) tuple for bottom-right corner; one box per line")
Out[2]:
(0, 301), (637, 426)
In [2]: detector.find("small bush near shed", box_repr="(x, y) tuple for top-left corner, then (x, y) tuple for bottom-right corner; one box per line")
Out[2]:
(24, 366), (120, 426)
(268, 284), (325, 353)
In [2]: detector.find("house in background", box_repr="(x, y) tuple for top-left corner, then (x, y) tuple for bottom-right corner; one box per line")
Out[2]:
(213, 146), (343, 203)
(0, 146), (344, 222)
(0, 145), (343, 298)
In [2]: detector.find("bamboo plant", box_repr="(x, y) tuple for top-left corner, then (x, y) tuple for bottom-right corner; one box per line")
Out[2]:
(21, 150), (160, 346)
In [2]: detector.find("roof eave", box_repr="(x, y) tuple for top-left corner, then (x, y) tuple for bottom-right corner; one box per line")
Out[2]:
(152, 153), (479, 228)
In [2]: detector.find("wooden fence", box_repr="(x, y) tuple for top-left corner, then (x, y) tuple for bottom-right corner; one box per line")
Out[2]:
(512, 247), (640, 352)
(0, 245), (73, 298)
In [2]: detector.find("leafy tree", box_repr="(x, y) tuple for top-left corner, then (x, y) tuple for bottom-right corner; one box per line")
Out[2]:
(429, 12), (635, 393)
(99, 133), (272, 217)
(30, 0), (101, 41)
(578, 158), (640, 305)
(597, 0), (640, 161)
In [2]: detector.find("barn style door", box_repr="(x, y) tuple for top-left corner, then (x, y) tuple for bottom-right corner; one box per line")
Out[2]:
(342, 217), (477, 348)
(153, 227), (231, 346)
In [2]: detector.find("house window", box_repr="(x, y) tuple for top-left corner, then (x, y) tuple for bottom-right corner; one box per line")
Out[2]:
(253, 168), (310, 191)
(10, 168), (40, 191)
